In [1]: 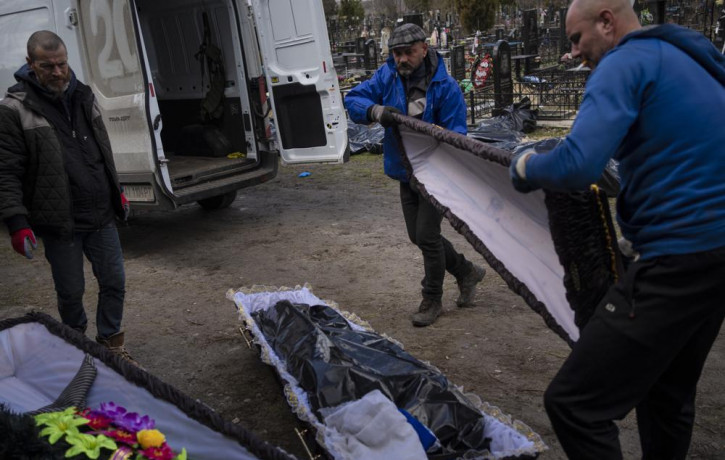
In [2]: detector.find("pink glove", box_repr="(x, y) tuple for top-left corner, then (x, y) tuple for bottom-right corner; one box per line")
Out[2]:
(121, 192), (130, 221)
(11, 228), (37, 259)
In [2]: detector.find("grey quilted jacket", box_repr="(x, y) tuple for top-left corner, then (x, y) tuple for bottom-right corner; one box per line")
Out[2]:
(0, 79), (123, 239)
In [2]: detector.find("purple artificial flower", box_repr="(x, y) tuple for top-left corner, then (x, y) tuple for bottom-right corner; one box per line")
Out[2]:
(116, 411), (155, 433)
(96, 402), (155, 433)
(97, 401), (127, 420)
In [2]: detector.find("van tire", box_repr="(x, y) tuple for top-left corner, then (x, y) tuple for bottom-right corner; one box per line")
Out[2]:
(198, 191), (237, 210)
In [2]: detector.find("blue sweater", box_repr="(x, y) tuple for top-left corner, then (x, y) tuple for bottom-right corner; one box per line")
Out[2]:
(526, 25), (725, 260)
(344, 53), (467, 182)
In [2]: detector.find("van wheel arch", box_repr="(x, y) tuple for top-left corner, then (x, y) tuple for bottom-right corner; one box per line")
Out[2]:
(197, 191), (237, 210)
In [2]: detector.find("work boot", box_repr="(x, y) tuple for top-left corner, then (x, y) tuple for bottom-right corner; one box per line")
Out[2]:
(96, 331), (140, 367)
(456, 264), (486, 308)
(411, 298), (443, 327)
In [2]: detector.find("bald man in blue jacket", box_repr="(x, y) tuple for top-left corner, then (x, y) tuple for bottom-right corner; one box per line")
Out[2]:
(510, 0), (725, 457)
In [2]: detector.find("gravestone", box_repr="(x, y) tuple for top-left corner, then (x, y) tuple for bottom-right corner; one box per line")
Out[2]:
(403, 13), (424, 28)
(329, 18), (338, 50)
(648, 0), (666, 24)
(363, 39), (378, 70)
(522, 9), (539, 55)
(450, 45), (466, 81)
(715, 9), (725, 51)
(492, 40), (513, 114)
(380, 27), (391, 55)
(559, 8), (569, 54)
(356, 37), (366, 55)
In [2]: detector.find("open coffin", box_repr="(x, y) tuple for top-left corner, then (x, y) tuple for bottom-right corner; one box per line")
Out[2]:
(228, 285), (547, 459)
(391, 114), (623, 344)
(0, 312), (293, 460)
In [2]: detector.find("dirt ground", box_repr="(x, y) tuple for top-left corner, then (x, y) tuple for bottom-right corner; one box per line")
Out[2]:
(1, 150), (723, 459)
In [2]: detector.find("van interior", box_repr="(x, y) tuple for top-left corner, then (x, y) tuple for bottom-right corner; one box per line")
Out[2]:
(134, 0), (266, 196)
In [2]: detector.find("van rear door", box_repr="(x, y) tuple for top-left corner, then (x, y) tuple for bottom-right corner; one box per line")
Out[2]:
(0, 0), (84, 89)
(250, 0), (347, 164)
(76, 0), (171, 205)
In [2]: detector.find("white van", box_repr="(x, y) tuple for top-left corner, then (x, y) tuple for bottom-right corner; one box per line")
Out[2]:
(0, 0), (348, 210)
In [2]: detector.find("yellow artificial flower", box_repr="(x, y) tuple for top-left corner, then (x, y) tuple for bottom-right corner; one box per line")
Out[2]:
(137, 429), (166, 448)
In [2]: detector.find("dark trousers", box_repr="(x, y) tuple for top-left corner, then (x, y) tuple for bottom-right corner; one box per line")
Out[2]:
(544, 247), (725, 460)
(42, 224), (126, 339)
(399, 181), (469, 301)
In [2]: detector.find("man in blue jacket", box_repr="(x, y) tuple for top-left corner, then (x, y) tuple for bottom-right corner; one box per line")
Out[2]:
(345, 23), (485, 327)
(510, 0), (725, 457)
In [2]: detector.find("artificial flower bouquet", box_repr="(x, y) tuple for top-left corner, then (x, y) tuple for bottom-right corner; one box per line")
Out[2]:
(33, 402), (187, 460)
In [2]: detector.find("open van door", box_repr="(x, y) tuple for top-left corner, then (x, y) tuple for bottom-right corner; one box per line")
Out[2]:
(0, 1), (85, 91)
(250, 0), (348, 164)
(76, 0), (172, 206)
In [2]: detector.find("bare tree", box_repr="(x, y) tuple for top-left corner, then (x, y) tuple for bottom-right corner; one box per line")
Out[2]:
(406, 0), (431, 12)
(370, 0), (400, 18)
(322, 0), (338, 17)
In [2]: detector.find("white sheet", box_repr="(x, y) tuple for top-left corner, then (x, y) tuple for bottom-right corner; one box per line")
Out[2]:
(320, 389), (428, 460)
(399, 126), (579, 342)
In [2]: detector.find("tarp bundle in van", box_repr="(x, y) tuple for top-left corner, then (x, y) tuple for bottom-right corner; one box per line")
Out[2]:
(229, 285), (547, 459)
(392, 114), (623, 344)
(0, 313), (292, 460)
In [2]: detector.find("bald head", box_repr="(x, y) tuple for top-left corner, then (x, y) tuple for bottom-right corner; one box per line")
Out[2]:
(566, 0), (640, 68)
(569, 0), (635, 22)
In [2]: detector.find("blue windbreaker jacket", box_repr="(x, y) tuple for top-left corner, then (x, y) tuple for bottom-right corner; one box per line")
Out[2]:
(526, 25), (725, 259)
(344, 52), (467, 182)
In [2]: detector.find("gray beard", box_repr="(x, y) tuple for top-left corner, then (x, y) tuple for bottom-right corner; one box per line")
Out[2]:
(46, 81), (70, 99)
(398, 67), (413, 78)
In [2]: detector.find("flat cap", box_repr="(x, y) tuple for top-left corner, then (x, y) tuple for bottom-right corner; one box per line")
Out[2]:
(388, 23), (427, 49)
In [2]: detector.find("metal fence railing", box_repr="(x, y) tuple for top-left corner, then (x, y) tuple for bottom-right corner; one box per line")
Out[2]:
(334, 2), (723, 126)
(467, 66), (590, 124)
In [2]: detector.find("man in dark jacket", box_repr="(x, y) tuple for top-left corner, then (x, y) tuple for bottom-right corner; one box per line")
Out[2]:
(0, 31), (136, 364)
(345, 24), (486, 327)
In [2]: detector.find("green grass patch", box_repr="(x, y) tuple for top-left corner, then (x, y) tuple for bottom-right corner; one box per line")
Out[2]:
(278, 153), (390, 189)
(527, 126), (571, 139)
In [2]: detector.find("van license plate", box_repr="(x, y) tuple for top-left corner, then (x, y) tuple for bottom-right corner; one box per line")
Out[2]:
(123, 184), (155, 202)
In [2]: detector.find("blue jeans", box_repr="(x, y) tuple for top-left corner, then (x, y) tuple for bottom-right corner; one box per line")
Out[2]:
(42, 225), (125, 339)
